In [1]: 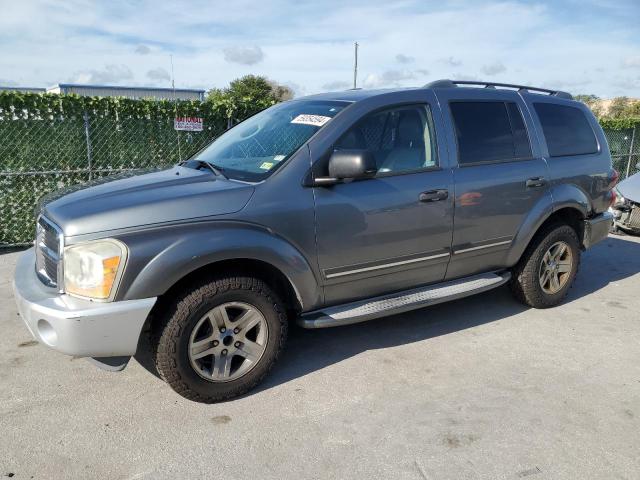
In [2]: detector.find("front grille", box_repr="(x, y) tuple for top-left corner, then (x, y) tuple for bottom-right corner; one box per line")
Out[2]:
(35, 216), (63, 289)
(626, 204), (640, 229)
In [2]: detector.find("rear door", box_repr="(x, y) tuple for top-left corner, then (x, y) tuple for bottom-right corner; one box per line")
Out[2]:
(435, 89), (551, 280)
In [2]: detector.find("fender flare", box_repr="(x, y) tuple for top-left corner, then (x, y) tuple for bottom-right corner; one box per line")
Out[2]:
(115, 221), (321, 310)
(506, 184), (589, 266)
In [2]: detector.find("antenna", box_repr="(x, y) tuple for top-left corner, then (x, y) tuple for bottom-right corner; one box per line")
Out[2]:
(353, 42), (359, 89)
(170, 54), (182, 162)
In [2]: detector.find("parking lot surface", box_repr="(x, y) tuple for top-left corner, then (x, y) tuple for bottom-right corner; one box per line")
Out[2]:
(1, 235), (639, 480)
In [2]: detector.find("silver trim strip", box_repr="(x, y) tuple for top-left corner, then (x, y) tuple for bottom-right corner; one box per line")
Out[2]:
(325, 252), (450, 279)
(454, 240), (511, 254)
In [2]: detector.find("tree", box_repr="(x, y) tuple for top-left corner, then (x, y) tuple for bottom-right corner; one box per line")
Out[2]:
(575, 94), (603, 117)
(206, 75), (293, 125)
(608, 97), (631, 118)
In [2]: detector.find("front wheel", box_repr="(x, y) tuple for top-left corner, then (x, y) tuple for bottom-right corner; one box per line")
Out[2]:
(152, 275), (288, 403)
(510, 224), (581, 308)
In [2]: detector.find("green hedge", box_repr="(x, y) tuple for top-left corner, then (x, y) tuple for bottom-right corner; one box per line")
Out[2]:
(1, 91), (639, 246)
(599, 117), (640, 130)
(0, 91), (228, 123)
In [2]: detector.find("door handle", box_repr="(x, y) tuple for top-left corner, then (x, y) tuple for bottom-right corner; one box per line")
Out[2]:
(419, 189), (448, 203)
(526, 177), (546, 188)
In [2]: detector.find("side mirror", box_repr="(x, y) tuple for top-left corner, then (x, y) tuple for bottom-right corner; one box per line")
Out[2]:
(313, 149), (377, 186)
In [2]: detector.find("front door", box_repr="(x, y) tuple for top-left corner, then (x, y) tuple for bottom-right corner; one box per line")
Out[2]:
(312, 98), (454, 305)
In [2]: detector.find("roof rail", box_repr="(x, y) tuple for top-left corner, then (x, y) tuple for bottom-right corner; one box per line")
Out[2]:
(424, 79), (573, 100)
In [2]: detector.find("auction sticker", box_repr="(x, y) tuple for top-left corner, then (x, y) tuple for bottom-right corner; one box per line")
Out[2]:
(291, 114), (332, 127)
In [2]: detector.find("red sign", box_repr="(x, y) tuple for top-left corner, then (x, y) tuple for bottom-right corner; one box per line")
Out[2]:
(174, 117), (204, 131)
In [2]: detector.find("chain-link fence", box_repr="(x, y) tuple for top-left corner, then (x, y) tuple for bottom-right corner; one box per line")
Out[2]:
(604, 127), (639, 180)
(0, 113), (222, 246)
(1, 111), (639, 247)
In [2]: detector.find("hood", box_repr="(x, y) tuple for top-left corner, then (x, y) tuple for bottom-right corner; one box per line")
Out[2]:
(617, 172), (640, 201)
(42, 166), (255, 236)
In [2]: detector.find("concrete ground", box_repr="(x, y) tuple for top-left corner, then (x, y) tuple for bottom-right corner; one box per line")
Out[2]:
(1, 235), (639, 480)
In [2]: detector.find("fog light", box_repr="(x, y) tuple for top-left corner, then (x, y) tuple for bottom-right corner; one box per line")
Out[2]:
(37, 319), (58, 346)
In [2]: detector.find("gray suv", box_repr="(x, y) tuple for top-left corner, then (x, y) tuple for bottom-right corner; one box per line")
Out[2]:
(13, 80), (615, 402)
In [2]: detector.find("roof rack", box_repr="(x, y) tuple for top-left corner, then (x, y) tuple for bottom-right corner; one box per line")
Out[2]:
(425, 79), (573, 100)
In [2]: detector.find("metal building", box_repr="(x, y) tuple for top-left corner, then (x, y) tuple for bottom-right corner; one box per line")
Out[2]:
(45, 83), (205, 101)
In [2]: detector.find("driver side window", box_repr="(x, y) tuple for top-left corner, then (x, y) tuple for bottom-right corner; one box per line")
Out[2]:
(334, 104), (438, 174)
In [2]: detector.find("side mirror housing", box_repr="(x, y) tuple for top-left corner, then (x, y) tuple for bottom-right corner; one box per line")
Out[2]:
(312, 149), (377, 186)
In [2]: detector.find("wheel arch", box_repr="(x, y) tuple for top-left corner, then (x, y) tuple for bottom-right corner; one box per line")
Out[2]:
(507, 191), (588, 267)
(115, 221), (322, 311)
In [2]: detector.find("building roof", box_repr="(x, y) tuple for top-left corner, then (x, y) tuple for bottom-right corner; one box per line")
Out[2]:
(49, 83), (205, 93)
(0, 86), (46, 92)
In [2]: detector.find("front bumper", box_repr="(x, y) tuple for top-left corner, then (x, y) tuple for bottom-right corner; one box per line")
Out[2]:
(582, 211), (613, 249)
(610, 203), (640, 234)
(13, 248), (156, 358)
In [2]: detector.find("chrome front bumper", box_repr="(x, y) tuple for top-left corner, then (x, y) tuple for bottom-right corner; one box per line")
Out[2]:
(13, 248), (156, 358)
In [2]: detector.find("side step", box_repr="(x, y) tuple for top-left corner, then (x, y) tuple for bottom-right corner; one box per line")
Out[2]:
(298, 271), (511, 329)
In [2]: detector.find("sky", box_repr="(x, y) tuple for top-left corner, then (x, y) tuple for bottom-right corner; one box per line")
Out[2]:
(0, 0), (639, 98)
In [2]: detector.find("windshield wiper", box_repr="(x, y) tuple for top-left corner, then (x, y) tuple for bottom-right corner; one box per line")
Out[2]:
(183, 159), (228, 180)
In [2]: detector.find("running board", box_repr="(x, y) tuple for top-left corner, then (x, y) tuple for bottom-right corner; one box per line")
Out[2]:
(298, 271), (511, 329)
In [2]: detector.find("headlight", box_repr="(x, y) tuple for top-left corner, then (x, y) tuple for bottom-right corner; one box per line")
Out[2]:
(613, 188), (630, 209)
(63, 239), (128, 301)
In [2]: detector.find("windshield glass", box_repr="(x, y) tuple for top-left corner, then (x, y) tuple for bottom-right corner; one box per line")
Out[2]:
(193, 100), (348, 181)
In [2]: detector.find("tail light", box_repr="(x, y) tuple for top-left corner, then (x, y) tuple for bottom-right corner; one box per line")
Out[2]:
(608, 169), (619, 190)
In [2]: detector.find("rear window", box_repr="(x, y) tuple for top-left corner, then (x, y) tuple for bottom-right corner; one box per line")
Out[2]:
(533, 103), (598, 157)
(450, 101), (532, 165)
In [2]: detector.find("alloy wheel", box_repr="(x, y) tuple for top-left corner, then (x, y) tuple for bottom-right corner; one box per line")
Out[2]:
(188, 302), (269, 382)
(538, 241), (573, 295)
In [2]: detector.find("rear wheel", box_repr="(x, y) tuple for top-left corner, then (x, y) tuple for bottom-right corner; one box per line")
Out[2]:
(510, 224), (580, 308)
(152, 275), (287, 403)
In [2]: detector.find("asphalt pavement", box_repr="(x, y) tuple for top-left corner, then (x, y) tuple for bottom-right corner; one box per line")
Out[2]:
(1, 235), (639, 480)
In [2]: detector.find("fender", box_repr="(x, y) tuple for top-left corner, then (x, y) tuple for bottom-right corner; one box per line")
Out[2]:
(506, 183), (590, 266)
(113, 221), (322, 310)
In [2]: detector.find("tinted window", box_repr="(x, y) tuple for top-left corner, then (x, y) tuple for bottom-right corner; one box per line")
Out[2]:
(450, 101), (532, 165)
(335, 104), (438, 174)
(534, 103), (598, 157)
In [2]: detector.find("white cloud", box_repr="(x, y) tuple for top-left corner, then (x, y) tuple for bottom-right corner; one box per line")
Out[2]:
(622, 56), (640, 68)
(135, 45), (151, 55)
(70, 64), (133, 84)
(481, 62), (506, 76)
(146, 67), (170, 82)
(223, 46), (264, 65)
(0, 0), (638, 97)
(322, 80), (351, 90)
(363, 70), (416, 88)
(440, 56), (462, 67)
(396, 54), (414, 64)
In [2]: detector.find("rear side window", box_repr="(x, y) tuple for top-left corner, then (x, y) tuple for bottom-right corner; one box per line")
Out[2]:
(450, 101), (532, 165)
(533, 103), (598, 157)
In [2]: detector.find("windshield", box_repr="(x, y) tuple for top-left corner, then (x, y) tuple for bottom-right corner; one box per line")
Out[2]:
(193, 100), (348, 181)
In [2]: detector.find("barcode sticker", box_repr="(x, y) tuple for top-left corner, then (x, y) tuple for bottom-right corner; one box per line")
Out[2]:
(291, 114), (332, 127)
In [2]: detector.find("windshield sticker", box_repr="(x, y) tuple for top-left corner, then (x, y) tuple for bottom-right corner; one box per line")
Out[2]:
(259, 162), (274, 170)
(273, 154), (286, 162)
(291, 114), (332, 127)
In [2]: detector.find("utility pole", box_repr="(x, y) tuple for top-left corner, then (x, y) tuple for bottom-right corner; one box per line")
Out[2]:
(353, 42), (359, 89)
(170, 54), (182, 162)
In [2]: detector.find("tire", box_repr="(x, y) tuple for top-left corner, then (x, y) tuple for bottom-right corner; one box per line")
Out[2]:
(609, 223), (626, 236)
(510, 224), (581, 309)
(152, 275), (288, 403)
